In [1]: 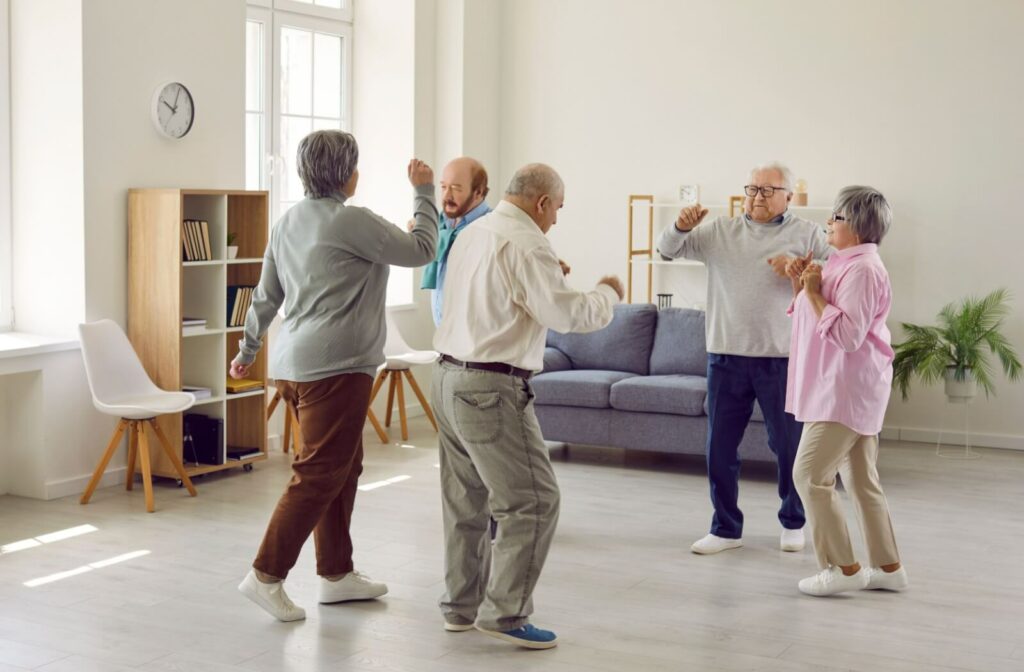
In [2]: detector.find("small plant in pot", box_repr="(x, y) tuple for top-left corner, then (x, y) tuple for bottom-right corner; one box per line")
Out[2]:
(892, 288), (1022, 403)
(226, 232), (239, 259)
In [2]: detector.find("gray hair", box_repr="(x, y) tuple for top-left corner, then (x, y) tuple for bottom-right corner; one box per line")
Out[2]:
(296, 130), (359, 199)
(833, 185), (892, 245)
(750, 162), (794, 191)
(505, 163), (564, 200)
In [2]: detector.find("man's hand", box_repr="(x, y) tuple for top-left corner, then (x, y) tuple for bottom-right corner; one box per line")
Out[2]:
(407, 158), (434, 187)
(800, 263), (823, 294)
(229, 360), (251, 380)
(786, 250), (814, 281)
(406, 218), (416, 232)
(598, 275), (625, 300)
(675, 204), (709, 232)
(767, 255), (792, 278)
(558, 259), (571, 276)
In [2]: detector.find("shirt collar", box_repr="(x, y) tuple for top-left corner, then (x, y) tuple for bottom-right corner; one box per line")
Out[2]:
(318, 192), (348, 205)
(830, 242), (879, 260)
(495, 200), (545, 235)
(444, 200), (491, 230)
(744, 211), (788, 225)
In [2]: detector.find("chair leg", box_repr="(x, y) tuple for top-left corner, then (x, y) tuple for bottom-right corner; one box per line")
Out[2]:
(396, 372), (408, 441)
(368, 369), (389, 405)
(125, 423), (138, 491)
(148, 419), (198, 497)
(267, 389), (282, 418)
(403, 369), (438, 432)
(136, 422), (156, 513)
(385, 371), (398, 427)
(367, 407), (389, 443)
(80, 419), (128, 505)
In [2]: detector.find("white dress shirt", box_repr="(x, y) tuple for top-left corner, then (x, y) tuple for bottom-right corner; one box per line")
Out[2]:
(434, 200), (619, 371)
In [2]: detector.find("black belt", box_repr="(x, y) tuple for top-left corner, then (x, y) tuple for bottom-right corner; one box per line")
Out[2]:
(440, 354), (532, 379)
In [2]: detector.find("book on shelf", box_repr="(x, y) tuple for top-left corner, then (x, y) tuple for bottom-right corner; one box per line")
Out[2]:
(227, 285), (256, 327)
(182, 385), (212, 400)
(227, 446), (262, 461)
(226, 377), (263, 394)
(181, 219), (212, 261)
(182, 316), (207, 326)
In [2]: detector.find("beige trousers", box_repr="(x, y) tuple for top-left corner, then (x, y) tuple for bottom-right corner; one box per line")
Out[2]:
(793, 421), (901, 569)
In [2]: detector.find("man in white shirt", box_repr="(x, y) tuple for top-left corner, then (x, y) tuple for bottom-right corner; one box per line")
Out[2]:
(432, 163), (623, 649)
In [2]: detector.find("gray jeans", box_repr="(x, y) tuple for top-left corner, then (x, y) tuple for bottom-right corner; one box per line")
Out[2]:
(431, 360), (560, 631)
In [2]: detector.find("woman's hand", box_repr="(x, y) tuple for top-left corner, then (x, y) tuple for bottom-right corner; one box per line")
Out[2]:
(407, 159), (434, 188)
(801, 263), (823, 294)
(229, 360), (251, 380)
(786, 251), (813, 295)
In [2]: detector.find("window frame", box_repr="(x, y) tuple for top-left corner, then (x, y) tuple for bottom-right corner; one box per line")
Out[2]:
(0, 0), (12, 331)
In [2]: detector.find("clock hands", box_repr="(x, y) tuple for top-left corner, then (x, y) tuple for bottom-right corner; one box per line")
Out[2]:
(161, 99), (177, 114)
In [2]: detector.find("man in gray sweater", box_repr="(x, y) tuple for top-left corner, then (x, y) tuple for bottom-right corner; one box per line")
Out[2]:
(657, 162), (831, 555)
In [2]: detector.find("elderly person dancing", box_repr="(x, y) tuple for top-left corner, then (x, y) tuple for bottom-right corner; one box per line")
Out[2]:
(785, 185), (908, 596)
(232, 130), (438, 620)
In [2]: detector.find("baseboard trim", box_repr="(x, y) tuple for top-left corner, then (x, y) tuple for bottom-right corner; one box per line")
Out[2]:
(882, 425), (1024, 451)
(45, 467), (125, 501)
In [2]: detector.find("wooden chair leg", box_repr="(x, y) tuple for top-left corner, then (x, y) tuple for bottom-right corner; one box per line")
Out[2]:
(135, 422), (156, 513)
(403, 369), (438, 432)
(125, 423), (138, 491)
(80, 419), (128, 505)
(368, 369), (388, 405)
(267, 389), (281, 418)
(396, 372), (408, 441)
(367, 407), (389, 443)
(385, 371), (398, 427)
(148, 419), (198, 497)
(282, 402), (293, 454)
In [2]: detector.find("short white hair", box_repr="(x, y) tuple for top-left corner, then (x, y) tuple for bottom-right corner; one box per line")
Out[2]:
(750, 162), (794, 191)
(505, 163), (564, 200)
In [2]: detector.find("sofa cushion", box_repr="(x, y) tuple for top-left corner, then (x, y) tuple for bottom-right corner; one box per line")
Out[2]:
(532, 370), (638, 409)
(610, 375), (707, 416)
(542, 347), (572, 373)
(546, 303), (657, 375)
(649, 308), (707, 376)
(702, 395), (765, 422)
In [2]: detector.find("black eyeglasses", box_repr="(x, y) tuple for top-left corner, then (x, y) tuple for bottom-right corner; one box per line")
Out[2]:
(744, 185), (788, 198)
(829, 213), (847, 222)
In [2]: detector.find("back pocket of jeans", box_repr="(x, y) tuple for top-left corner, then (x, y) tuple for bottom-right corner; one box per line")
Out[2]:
(453, 391), (503, 444)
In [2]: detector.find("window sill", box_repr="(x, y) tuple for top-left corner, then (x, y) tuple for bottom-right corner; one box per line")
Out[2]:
(386, 303), (418, 313)
(0, 332), (80, 360)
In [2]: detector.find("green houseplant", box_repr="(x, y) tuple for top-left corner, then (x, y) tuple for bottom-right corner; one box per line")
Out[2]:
(892, 288), (1022, 402)
(226, 231), (239, 259)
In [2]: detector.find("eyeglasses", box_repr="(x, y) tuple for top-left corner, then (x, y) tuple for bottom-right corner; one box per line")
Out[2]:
(829, 213), (847, 222)
(743, 185), (788, 198)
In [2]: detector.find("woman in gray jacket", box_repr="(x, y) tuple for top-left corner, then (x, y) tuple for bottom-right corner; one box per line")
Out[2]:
(232, 129), (438, 621)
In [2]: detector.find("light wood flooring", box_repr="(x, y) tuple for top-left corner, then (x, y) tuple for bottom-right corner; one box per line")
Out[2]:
(1, 419), (1022, 671)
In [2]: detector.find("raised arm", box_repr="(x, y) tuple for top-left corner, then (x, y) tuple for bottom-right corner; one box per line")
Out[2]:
(656, 204), (712, 262)
(516, 246), (621, 334)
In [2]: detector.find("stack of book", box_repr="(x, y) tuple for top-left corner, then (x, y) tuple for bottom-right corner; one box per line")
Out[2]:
(227, 285), (255, 326)
(226, 377), (263, 394)
(227, 446), (263, 461)
(182, 385), (212, 400)
(182, 220), (213, 261)
(182, 316), (208, 335)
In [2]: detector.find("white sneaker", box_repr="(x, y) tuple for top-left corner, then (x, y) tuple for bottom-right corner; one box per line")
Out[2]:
(780, 527), (805, 552)
(798, 566), (869, 596)
(691, 534), (743, 555)
(238, 570), (306, 622)
(444, 621), (475, 632)
(318, 570), (388, 603)
(864, 566), (909, 591)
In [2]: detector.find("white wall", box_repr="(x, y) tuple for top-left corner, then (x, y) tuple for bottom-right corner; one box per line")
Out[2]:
(496, 0), (1024, 446)
(82, 0), (246, 326)
(10, 0), (85, 338)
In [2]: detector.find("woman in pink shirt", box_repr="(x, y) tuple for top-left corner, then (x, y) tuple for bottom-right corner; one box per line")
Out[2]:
(784, 186), (907, 597)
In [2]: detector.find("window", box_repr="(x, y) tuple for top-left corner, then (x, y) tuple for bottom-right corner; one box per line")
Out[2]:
(0, 0), (12, 331)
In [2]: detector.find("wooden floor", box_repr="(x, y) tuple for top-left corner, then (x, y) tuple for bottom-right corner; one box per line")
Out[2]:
(1, 419), (1022, 672)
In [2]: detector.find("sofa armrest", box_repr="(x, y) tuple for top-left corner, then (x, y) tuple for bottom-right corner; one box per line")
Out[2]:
(542, 347), (572, 373)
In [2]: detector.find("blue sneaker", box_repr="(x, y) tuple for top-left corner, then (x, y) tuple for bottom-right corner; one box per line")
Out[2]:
(475, 623), (558, 650)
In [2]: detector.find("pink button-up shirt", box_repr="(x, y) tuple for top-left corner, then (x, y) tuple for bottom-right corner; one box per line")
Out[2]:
(786, 243), (894, 436)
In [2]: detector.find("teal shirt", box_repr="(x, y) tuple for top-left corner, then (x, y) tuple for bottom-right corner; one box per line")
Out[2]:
(236, 184), (438, 382)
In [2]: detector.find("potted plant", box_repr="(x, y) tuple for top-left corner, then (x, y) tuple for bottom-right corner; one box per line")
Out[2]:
(892, 288), (1022, 403)
(226, 231), (239, 259)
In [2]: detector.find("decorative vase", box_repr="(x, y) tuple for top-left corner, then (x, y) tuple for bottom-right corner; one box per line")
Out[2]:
(227, 246), (239, 260)
(944, 367), (977, 403)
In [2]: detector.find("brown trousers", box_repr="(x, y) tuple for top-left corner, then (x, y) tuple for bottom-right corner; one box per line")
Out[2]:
(253, 372), (372, 579)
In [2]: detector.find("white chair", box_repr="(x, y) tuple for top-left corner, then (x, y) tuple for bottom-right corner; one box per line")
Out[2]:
(367, 309), (439, 442)
(78, 320), (198, 512)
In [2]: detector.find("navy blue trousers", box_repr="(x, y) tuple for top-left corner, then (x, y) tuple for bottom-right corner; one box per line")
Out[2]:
(705, 354), (805, 539)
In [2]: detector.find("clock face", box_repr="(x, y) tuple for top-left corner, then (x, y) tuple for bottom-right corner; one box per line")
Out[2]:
(152, 82), (195, 139)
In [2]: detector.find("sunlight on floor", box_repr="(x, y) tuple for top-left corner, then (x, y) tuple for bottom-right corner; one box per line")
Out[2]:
(23, 550), (151, 587)
(357, 475), (411, 491)
(0, 524), (99, 555)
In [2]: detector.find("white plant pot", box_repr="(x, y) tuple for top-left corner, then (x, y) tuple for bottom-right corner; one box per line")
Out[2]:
(227, 246), (239, 260)
(944, 367), (977, 403)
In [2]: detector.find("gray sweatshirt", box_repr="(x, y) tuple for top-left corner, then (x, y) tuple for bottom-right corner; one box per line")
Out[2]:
(657, 212), (831, 358)
(236, 184), (439, 381)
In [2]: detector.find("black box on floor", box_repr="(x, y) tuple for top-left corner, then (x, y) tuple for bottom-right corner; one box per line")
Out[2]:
(183, 413), (224, 465)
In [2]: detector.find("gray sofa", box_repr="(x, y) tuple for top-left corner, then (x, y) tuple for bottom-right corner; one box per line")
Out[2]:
(534, 304), (774, 461)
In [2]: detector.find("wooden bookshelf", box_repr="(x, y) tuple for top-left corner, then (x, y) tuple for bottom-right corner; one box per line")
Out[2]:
(128, 189), (270, 481)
